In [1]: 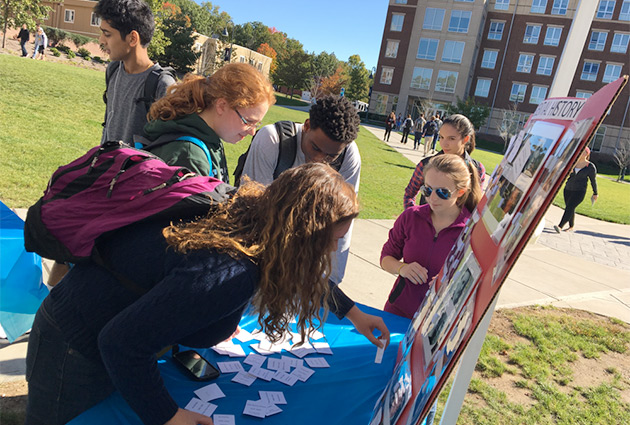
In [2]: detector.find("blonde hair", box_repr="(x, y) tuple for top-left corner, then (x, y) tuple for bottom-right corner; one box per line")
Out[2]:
(163, 163), (359, 342)
(424, 154), (482, 212)
(148, 63), (276, 121)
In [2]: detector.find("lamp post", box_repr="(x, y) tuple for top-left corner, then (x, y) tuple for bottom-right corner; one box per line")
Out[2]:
(222, 20), (234, 63)
(367, 66), (376, 123)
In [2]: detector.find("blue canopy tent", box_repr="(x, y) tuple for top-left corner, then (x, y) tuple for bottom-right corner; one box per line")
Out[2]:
(0, 202), (49, 342)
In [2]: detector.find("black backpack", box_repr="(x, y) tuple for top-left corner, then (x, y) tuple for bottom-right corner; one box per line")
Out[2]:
(424, 121), (437, 136)
(102, 61), (176, 126)
(233, 121), (347, 186)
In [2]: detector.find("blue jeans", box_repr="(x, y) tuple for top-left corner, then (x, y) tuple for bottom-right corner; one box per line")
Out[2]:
(20, 41), (28, 56)
(25, 298), (114, 425)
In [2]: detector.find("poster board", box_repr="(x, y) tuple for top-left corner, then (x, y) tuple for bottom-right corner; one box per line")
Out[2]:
(369, 76), (628, 425)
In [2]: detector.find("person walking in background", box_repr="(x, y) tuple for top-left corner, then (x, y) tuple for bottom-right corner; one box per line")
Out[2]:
(431, 113), (443, 152)
(397, 113), (403, 131)
(422, 116), (438, 156)
(405, 114), (486, 210)
(401, 114), (413, 144)
(413, 113), (426, 150)
(554, 147), (598, 233)
(31, 27), (47, 60)
(384, 111), (396, 141)
(141, 63), (275, 182)
(17, 24), (30, 57)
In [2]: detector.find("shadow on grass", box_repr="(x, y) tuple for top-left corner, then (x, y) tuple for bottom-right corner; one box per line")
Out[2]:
(385, 162), (416, 171)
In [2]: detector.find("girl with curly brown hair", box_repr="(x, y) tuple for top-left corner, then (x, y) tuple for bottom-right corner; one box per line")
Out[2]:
(26, 163), (365, 425)
(140, 62), (276, 183)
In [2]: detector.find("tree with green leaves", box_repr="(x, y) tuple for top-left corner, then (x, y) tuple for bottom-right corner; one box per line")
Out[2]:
(154, 2), (199, 74)
(309, 51), (340, 100)
(232, 21), (271, 51)
(167, 0), (230, 37)
(446, 96), (491, 130)
(345, 55), (369, 102)
(1, 0), (51, 48)
(273, 39), (311, 98)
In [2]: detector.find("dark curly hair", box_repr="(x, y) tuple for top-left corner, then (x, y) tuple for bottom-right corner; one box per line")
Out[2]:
(94, 0), (155, 46)
(309, 96), (360, 144)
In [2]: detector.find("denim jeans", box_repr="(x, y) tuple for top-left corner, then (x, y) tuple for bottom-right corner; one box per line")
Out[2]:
(25, 299), (114, 425)
(20, 41), (28, 56)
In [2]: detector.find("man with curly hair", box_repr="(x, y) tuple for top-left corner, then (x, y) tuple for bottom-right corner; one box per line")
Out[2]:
(238, 96), (387, 348)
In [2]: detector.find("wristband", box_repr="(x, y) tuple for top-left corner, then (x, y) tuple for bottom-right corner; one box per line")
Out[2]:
(396, 263), (405, 275)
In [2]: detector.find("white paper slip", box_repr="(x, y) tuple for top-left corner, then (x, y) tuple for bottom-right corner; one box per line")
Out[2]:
(251, 342), (276, 355)
(265, 403), (283, 416)
(313, 342), (333, 355)
(243, 353), (266, 368)
(233, 328), (256, 343)
(272, 371), (299, 386)
(231, 371), (257, 386)
(217, 361), (244, 374)
(375, 341), (385, 364)
(225, 344), (246, 358)
(291, 365), (315, 382)
(266, 357), (290, 372)
(287, 346), (312, 358)
(243, 400), (267, 418)
(184, 398), (217, 417)
(305, 357), (330, 368)
(259, 390), (287, 405)
(281, 355), (304, 369)
(250, 330), (269, 341)
(247, 366), (275, 381)
(193, 383), (225, 402)
(213, 414), (236, 425)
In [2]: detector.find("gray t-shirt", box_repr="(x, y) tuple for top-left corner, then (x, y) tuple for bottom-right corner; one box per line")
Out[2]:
(101, 62), (176, 145)
(240, 123), (361, 284)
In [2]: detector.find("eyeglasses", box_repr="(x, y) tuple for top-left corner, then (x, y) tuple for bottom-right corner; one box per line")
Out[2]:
(234, 108), (261, 130)
(420, 185), (453, 200)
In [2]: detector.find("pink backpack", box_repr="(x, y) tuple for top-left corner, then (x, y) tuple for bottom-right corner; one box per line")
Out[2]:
(24, 141), (234, 263)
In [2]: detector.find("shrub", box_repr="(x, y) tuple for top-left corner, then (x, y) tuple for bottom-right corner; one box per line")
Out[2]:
(77, 47), (91, 60)
(42, 26), (69, 47)
(50, 47), (61, 57)
(67, 50), (76, 59)
(70, 33), (96, 49)
(56, 44), (71, 54)
(92, 56), (104, 63)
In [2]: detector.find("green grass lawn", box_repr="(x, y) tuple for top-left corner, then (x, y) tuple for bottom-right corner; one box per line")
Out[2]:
(1, 53), (628, 224)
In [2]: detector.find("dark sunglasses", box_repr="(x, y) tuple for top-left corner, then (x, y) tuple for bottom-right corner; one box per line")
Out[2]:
(420, 185), (453, 200)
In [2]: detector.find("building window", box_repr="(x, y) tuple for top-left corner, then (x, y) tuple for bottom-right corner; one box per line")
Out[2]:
(517, 54), (534, 73)
(64, 9), (75, 23)
(423, 8), (445, 30)
(537, 56), (555, 75)
(544, 26), (562, 46)
(391, 14), (404, 32)
(495, 0), (510, 10)
(588, 31), (608, 51)
(381, 67), (394, 85)
(551, 0), (568, 15)
(596, 1), (616, 19)
(590, 126), (605, 151)
(475, 78), (492, 97)
(510, 83), (527, 102)
(395, 0), (407, 3)
(603, 63), (622, 83)
(523, 25), (541, 44)
(375, 94), (389, 115)
(581, 61), (600, 81)
(455, 0), (475, 2)
(611, 33), (630, 53)
(531, 0), (547, 13)
(239, 56), (246, 63)
(576, 91), (592, 99)
(488, 21), (505, 40)
(411, 67), (433, 90)
(435, 70), (458, 93)
(621, 1), (630, 20)
(481, 49), (498, 68)
(530, 86), (548, 104)
(442, 40), (465, 63)
(417, 38), (439, 60)
(90, 12), (101, 27)
(448, 10), (472, 33)
(385, 40), (400, 58)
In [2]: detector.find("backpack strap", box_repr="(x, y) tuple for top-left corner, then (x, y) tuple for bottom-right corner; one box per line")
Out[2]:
(103, 60), (121, 105)
(140, 134), (213, 176)
(273, 121), (298, 179)
(136, 65), (175, 113)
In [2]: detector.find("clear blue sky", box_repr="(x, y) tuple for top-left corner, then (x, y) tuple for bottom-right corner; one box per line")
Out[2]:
(206, 0), (389, 70)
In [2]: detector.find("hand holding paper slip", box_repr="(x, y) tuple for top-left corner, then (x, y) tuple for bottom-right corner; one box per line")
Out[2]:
(374, 338), (385, 364)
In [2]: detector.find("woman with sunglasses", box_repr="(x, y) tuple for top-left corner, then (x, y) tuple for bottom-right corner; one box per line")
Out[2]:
(380, 154), (482, 320)
(403, 114), (486, 210)
(139, 63), (275, 183)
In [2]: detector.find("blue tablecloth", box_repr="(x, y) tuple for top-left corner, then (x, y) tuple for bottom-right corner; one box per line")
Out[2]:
(71, 304), (410, 425)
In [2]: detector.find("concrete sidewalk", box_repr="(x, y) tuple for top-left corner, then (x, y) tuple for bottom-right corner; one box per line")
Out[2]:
(342, 124), (630, 323)
(2, 126), (630, 384)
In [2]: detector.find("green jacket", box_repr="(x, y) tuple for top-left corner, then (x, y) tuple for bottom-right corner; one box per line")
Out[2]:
(143, 114), (229, 183)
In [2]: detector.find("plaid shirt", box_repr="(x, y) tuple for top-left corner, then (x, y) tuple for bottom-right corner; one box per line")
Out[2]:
(403, 151), (486, 209)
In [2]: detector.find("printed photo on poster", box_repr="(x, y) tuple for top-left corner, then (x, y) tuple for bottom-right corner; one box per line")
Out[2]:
(385, 358), (413, 425)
